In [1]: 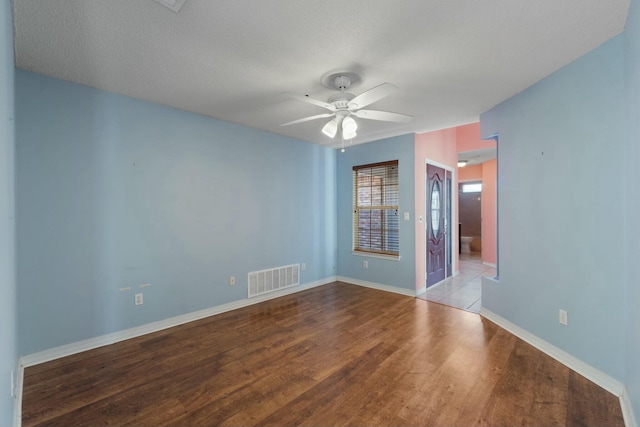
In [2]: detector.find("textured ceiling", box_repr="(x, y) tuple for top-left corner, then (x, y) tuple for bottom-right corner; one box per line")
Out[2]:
(12, 0), (630, 148)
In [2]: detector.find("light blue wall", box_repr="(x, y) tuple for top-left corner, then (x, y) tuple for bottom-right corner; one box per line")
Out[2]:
(0, 0), (16, 423)
(480, 35), (626, 381)
(16, 71), (337, 355)
(336, 135), (416, 290)
(624, 0), (640, 419)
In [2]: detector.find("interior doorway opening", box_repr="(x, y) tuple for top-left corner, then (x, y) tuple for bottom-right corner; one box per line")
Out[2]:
(459, 181), (483, 256)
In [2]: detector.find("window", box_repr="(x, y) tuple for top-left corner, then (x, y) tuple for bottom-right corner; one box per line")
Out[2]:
(353, 161), (399, 256)
(461, 182), (482, 193)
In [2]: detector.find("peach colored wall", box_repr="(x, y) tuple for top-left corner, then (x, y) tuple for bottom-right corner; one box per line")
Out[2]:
(457, 164), (482, 181)
(415, 129), (458, 291)
(481, 159), (497, 265)
(456, 123), (497, 152)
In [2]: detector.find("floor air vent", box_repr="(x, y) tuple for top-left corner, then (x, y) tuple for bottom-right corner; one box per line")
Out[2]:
(248, 264), (300, 298)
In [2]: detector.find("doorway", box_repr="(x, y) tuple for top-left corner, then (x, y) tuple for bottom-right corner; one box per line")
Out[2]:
(459, 181), (482, 256)
(426, 162), (454, 288)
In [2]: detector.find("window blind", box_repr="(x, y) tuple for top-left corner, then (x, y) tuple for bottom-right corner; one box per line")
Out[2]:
(353, 160), (399, 256)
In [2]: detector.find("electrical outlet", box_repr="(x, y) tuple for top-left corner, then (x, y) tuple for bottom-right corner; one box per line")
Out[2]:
(363, 260), (368, 269)
(559, 309), (568, 326)
(301, 263), (306, 271)
(135, 293), (143, 306)
(229, 276), (236, 286)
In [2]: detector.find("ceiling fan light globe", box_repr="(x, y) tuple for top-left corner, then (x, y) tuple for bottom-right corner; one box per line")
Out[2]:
(343, 128), (357, 140)
(322, 118), (339, 138)
(342, 116), (358, 134)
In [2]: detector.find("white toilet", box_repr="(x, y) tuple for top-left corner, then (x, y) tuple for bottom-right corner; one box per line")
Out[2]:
(460, 236), (473, 254)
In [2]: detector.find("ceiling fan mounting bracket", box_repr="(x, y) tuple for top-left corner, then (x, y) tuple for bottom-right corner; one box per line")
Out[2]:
(321, 70), (363, 91)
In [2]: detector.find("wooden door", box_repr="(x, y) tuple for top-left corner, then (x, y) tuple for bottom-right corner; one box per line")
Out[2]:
(427, 164), (446, 287)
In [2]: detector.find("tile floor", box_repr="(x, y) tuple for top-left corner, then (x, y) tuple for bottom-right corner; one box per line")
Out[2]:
(417, 253), (496, 313)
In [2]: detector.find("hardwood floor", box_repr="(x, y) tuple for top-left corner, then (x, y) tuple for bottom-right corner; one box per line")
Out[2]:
(22, 282), (624, 426)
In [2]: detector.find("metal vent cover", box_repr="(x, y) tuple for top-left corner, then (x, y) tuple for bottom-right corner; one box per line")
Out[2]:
(248, 264), (300, 298)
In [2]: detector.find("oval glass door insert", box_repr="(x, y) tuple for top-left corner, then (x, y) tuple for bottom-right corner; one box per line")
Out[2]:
(431, 181), (441, 237)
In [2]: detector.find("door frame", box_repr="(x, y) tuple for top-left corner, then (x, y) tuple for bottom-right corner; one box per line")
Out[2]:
(424, 158), (456, 286)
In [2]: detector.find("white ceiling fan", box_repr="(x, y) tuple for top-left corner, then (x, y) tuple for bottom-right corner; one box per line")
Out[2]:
(281, 72), (412, 140)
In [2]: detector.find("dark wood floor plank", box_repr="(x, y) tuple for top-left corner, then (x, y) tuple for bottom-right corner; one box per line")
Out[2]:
(453, 323), (519, 426)
(521, 346), (570, 427)
(22, 282), (625, 427)
(566, 370), (625, 427)
(479, 338), (543, 426)
(257, 342), (400, 427)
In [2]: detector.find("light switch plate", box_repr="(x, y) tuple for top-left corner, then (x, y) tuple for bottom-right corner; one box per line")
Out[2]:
(559, 309), (568, 325)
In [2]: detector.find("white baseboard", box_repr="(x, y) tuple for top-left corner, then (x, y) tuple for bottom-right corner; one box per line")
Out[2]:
(480, 307), (625, 397)
(416, 285), (426, 296)
(482, 261), (497, 268)
(621, 387), (639, 427)
(337, 276), (416, 297)
(20, 276), (336, 369)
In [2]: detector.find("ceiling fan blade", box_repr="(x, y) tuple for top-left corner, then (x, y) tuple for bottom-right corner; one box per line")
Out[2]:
(283, 93), (336, 111)
(352, 109), (413, 123)
(280, 113), (334, 127)
(347, 82), (398, 110)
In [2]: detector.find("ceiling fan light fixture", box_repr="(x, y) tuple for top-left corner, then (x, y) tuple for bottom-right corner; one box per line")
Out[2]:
(343, 128), (357, 140)
(322, 117), (339, 138)
(281, 76), (409, 142)
(342, 116), (357, 134)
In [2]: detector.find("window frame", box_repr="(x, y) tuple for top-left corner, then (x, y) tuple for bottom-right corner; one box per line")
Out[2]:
(352, 160), (400, 258)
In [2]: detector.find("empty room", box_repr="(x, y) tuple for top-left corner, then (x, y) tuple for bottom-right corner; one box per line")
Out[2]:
(1, 1), (640, 426)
